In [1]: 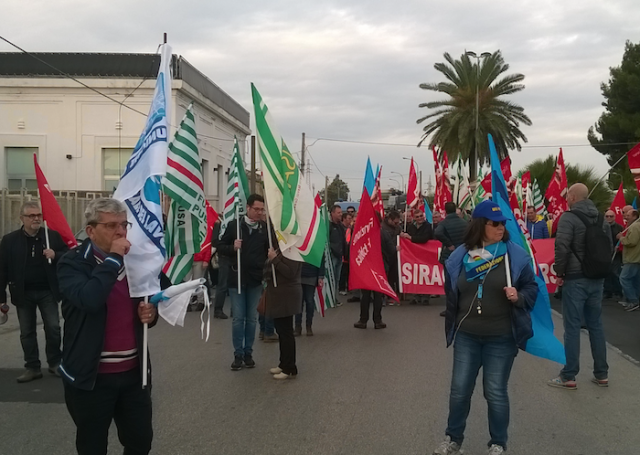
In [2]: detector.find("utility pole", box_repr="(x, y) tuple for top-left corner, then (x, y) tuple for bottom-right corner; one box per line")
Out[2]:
(419, 170), (423, 198)
(300, 132), (306, 175)
(325, 175), (329, 204)
(250, 135), (256, 194)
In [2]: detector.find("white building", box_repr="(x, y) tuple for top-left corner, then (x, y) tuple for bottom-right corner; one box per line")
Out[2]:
(0, 52), (250, 213)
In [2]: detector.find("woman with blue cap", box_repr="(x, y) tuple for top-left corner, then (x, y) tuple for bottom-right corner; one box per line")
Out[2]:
(432, 200), (538, 455)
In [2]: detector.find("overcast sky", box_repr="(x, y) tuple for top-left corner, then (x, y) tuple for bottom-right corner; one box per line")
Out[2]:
(3, 0), (640, 198)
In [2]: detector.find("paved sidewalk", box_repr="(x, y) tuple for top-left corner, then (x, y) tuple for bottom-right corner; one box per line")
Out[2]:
(1, 297), (639, 454)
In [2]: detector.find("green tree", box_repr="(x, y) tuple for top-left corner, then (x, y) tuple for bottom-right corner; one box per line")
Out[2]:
(523, 155), (614, 212)
(588, 40), (640, 190)
(417, 50), (532, 181)
(323, 174), (350, 207)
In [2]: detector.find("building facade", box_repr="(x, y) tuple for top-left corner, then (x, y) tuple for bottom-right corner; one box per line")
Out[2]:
(0, 52), (250, 214)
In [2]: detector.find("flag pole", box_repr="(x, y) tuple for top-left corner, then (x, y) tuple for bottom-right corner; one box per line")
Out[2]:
(44, 221), (52, 265)
(236, 205), (241, 295)
(142, 296), (149, 387)
(589, 152), (628, 197)
(263, 195), (278, 287)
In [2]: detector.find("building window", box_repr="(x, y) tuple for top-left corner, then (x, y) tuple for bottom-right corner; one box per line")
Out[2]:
(103, 148), (133, 192)
(6, 147), (38, 190)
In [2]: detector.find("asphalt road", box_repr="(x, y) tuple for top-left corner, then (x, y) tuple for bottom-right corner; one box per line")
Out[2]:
(1, 294), (640, 455)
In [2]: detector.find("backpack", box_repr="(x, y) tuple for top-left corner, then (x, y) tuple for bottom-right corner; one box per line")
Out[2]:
(567, 211), (612, 279)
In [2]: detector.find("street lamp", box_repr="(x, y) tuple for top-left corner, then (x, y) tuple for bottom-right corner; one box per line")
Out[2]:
(465, 50), (491, 183)
(390, 171), (405, 191)
(388, 178), (401, 188)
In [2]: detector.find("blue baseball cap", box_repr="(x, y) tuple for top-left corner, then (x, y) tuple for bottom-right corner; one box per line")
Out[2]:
(472, 200), (508, 222)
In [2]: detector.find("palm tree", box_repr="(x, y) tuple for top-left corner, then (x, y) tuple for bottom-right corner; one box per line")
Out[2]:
(417, 51), (532, 181)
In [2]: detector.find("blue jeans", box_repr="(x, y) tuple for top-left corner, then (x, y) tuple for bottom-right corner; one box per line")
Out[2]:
(619, 263), (640, 303)
(560, 278), (608, 381)
(228, 285), (263, 358)
(295, 284), (316, 327)
(446, 332), (517, 450)
(16, 290), (62, 370)
(259, 314), (275, 336)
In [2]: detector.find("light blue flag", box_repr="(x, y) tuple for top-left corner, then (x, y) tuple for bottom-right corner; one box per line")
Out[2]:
(489, 134), (566, 364)
(364, 157), (376, 195)
(113, 44), (172, 297)
(633, 197), (637, 210)
(423, 198), (433, 224)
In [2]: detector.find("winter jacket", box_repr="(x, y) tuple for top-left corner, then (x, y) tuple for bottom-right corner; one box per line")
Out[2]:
(0, 227), (68, 305)
(406, 221), (433, 244)
(526, 219), (549, 239)
(554, 200), (611, 279)
(380, 222), (398, 271)
(444, 241), (538, 350)
(56, 241), (158, 391)
(329, 221), (346, 260)
(434, 213), (468, 264)
(620, 220), (640, 264)
(217, 218), (269, 288)
(301, 257), (325, 286)
(264, 253), (302, 319)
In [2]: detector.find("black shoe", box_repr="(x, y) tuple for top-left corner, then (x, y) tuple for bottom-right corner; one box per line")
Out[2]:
(374, 322), (387, 329)
(243, 355), (256, 368)
(410, 299), (418, 305)
(354, 321), (367, 329)
(214, 312), (229, 319)
(439, 310), (446, 317)
(347, 296), (361, 302)
(231, 356), (244, 371)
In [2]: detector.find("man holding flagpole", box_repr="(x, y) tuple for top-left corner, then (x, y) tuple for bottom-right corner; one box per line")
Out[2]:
(218, 194), (269, 371)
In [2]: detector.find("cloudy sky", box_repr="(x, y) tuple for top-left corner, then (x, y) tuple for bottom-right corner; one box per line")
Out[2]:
(3, 0), (640, 198)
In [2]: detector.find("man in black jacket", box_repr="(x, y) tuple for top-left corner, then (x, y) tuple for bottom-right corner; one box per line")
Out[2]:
(604, 209), (623, 299)
(329, 205), (346, 301)
(401, 209), (433, 305)
(217, 194), (269, 371)
(0, 201), (67, 383)
(57, 198), (157, 455)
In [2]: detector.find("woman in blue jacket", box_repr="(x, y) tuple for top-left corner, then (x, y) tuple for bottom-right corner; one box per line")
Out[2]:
(432, 200), (538, 455)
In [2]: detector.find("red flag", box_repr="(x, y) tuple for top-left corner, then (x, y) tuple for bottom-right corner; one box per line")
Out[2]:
(34, 155), (77, 248)
(370, 166), (385, 219)
(348, 190), (398, 301)
(193, 201), (219, 263)
(480, 157), (513, 197)
(545, 149), (568, 223)
(509, 191), (536, 255)
(627, 142), (640, 195)
(441, 150), (453, 205)
(610, 182), (626, 227)
(432, 148), (444, 216)
(406, 157), (419, 209)
(521, 171), (531, 215)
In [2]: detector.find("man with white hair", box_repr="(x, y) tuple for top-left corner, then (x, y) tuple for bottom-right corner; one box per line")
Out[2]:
(58, 198), (158, 455)
(603, 209), (623, 299)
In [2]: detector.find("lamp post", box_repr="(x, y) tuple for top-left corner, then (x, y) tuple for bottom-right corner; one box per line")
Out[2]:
(390, 171), (405, 191)
(465, 50), (491, 186)
(388, 178), (401, 189)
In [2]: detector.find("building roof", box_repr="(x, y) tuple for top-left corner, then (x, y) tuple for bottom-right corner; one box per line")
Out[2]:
(0, 52), (249, 128)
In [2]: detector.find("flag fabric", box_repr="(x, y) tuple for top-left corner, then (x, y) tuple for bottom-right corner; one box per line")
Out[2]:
(473, 168), (488, 205)
(296, 193), (328, 268)
(364, 157), (376, 196)
(532, 178), (547, 217)
(633, 197), (638, 210)
(220, 137), (250, 238)
(315, 203), (337, 312)
(610, 183), (626, 227)
(545, 149), (569, 224)
(440, 150), (453, 205)
(113, 44), (172, 297)
(432, 147), (444, 216)
(33, 155), (77, 249)
(521, 171), (531, 215)
(161, 103), (208, 285)
(627, 142), (640, 195)
(423, 198), (433, 224)
(488, 134), (565, 364)
(348, 189), (398, 301)
(371, 165), (385, 220)
(406, 157), (419, 210)
(454, 159), (473, 212)
(251, 84), (323, 266)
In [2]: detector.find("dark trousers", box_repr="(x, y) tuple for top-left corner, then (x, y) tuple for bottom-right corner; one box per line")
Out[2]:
(64, 368), (153, 455)
(295, 284), (316, 327)
(339, 261), (349, 292)
(214, 256), (230, 313)
(360, 290), (383, 323)
(273, 316), (297, 375)
(604, 253), (622, 297)
(16, 289), (61, 370)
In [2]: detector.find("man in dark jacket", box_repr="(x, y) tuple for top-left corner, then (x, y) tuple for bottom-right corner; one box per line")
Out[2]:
(526, 206), (550, 239)
(217, 194), (269, 371)
(549, 183), (610, 389)
(329, 205), (346, 301)
(400, 209), (433, 305)
(211, 219), (229, 319)
(434, 202), (468, 315)
(0, 201), (67, 383)
(57, 198), (157, 455)
(604, 209), (624, 299)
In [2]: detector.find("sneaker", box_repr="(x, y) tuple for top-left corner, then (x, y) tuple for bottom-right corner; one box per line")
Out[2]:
(273, 372), (297, 380)
(243, 355), (256, 368)
(410, 299), (418, 305)
(270, 367), (282, 374)
(440, 310), (446, 317)
(263, 334), (279, 343)
(294, 325), (302, 337)
(353, 321), (367, 329)
(374, 322), (387, 329)
(347, 296), (361, 302)
(335, 301), (344, 307)
(591, 377), (609, 387)
(625, 303), (640, 312)
(16, 369), (43, 383)
(339, 291), (347, 296)
(48, 364), (61, 377)
(487, 444), (504, 455)
(231, 356), (244, 371)
(547, 376), (577, 389)
(214, 311), (229, 319)
(306, 325), (313, 336)
(618, 300), (630, 306)
(432, 436), (463, 455)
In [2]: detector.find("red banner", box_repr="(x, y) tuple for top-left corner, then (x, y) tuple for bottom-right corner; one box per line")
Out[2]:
(627, 142), (640, 195)
(545, 149), (568, 226)
(398, 238), (445, 294)
(610, 182), (626, 227)
(532, 239), (557, 294)
(406, 157), (419, 209)
(349, 190), (398, 301)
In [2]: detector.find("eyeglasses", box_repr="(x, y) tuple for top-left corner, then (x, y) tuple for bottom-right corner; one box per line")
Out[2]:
(248, 206), (265, 213)
(605, 215), (615, 218)
(91, 221), (132, 231)
(486, 220), (506, 227)
(22, 213), (42, 219)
